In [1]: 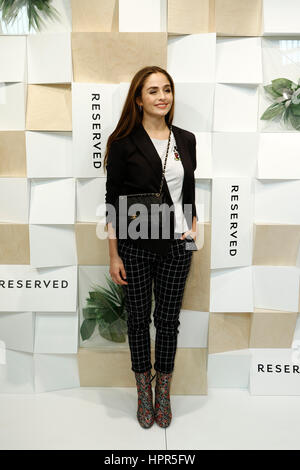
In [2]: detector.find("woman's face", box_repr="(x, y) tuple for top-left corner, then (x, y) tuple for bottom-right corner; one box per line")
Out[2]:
(136, 72), (173, 118)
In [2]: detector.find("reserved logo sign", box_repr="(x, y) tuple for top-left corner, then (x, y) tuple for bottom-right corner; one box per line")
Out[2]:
(249, 348), (300, 396)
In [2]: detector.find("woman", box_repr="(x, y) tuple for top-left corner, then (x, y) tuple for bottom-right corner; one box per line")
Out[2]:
(104, 66), (198, 429)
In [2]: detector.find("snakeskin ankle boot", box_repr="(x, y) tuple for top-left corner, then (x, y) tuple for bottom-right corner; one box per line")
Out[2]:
(154, 371), (173, 428)
(134, 370), (156, 429)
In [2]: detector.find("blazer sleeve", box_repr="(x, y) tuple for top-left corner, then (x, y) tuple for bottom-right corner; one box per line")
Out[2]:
(190, 133), (198, 222)
(105, 139), (127, 226)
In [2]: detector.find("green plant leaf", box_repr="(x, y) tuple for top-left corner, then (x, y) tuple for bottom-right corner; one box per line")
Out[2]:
(88, 288), (122, 319)
(82, 307), (99, 319)
(87, 286), (119, 308)
(0, 0), (60, 31)
(92, 286), (123, 308)
(289, 111), (300, 130)
(105, 276), (125, 300)
(91, 276), (124, 303)
(97, 317), (127, 343)
(290, 103), (300, 116)
(260, 102), (285, 120)
(80, 319), (96, 341)
(263, 84), (281, 98)
(271, 78), (295, 94)
(283, 107), (290, 124)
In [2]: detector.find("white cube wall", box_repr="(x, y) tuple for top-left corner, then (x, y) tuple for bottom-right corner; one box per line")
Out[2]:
(213, 84), (259, 132)
(263, 0), (300, 35)
(0, 83), (26, 130)
(26, 131), (73, 178)
(257, 133), (300, 179)
(119, 0), (167, 32)
(0, 1), (299, 395)
(0, 36), (27, 82)
(29, 224), (78, 267)
(173, 83), (215, 131)
(167, 33), (216, 82)
(216, 37), (263, 84)
(261, 38), (300, 85)
(27, 33), (72, 84)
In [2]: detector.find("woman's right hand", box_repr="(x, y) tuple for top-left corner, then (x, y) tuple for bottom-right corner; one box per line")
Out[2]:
(109, 255), (128, 285)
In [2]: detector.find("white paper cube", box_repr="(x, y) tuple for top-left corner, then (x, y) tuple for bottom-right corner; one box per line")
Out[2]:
(0, 178), (29, 223)
(29, 224), (77, 267)
(173, 83), (215, 132)
(168, 33), (216, 82)
(76, 178), (106, 223)
(0, 36), (27, 82)
(0, 312), (34, 353)
(119, 0), (167, 32)
(261, 38), (300, 85)
(208, 349), (251, 388)
(27, 32), (72, 84)
(263, 0), (300, 35)
(257, 133), (300, 179)
(253, 266), (299, 312)
(254, 179), (300, 224)
(213, 84), (259, 132)
(34, 312), (78, 353)
(29, 178), (75, 224)
(210, 266), (254, 312)
(0, 82), (26, 130)
(216, 38), (262, 84)
(34, 353), (80, 392)
(26, 131), (73, 178)
(0, 350), (34, 393)
(212, 132), (259, 177)
(216, 37), (263, 84)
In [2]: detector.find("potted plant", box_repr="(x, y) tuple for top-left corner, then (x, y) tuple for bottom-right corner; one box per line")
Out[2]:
(0, 0), (60, 32)
(260, 78), (300, 130)
(80, 274), (155, 344)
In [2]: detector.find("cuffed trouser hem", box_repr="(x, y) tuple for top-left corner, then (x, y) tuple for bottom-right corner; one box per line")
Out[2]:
(132, 366), (152, 374)
(154, 367), (174, 374)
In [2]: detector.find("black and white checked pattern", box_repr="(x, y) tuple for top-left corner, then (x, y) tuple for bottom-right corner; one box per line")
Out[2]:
(118, 237), (193, 374)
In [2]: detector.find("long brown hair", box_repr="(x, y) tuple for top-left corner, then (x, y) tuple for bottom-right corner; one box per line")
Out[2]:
(103, 66), (175, 173)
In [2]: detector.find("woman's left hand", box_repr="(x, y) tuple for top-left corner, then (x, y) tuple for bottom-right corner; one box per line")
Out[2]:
(180, 231), (196, 241)
(180, 217), (197, 241)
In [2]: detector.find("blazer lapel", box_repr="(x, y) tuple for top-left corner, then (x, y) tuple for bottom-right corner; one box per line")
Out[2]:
(130, 122), (189, 200)
(130, 123), (171, 198)
(171, 125), (188, 173)
(131, 123), (163, 182)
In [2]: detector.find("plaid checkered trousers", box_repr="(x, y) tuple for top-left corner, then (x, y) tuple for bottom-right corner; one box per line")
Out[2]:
(117, 236), (193, 374)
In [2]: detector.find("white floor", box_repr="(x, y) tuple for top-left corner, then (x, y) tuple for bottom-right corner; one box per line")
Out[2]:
(0, 387), (300, 450)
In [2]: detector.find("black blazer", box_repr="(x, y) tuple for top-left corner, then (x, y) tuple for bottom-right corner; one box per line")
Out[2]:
(105, 122), (198, 255)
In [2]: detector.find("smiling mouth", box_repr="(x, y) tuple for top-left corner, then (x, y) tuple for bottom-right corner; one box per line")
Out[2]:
(156, 104), (168, 108)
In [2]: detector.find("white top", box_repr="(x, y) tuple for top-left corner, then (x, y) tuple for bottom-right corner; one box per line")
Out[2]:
(150, 131), (189, 234)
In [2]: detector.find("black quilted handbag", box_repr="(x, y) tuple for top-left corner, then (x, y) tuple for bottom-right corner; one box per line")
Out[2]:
(116, 125), (172, 239)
